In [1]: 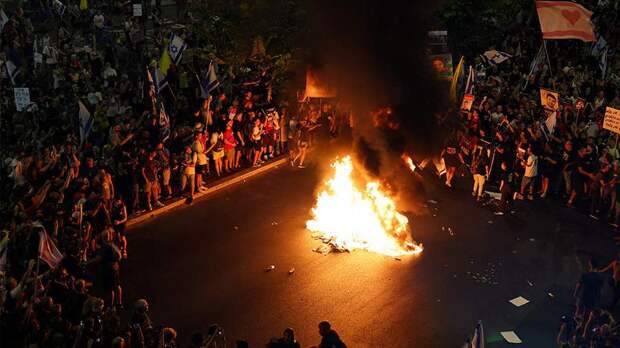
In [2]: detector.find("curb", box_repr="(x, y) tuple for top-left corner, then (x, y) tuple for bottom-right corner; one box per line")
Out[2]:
(126, 157), (288, 229)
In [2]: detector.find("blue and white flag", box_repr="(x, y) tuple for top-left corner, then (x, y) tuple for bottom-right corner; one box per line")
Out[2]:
(5, 60), (19, 85)
(592, 36), (608, 57)
(464, 66), (475, 95)
(0, 8), (8, 32)
(147, 67), (168, 96)
(469, 321), (485, 348)
(159, 101), (170, 142)
(168, 33), (187, 66)
(599, 46), (609, 78)
(52, 0), (66, 16)
(480, 50), (512, 65)
(199, 61), (219, 98)
(78, 101), (93, 145)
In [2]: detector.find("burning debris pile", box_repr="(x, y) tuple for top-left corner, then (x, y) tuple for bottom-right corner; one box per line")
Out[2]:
(307, 155), (423, 257)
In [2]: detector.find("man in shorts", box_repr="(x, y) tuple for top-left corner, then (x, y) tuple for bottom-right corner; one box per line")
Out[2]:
(180, 145), (197, 203)
(142, 150), (163, 211)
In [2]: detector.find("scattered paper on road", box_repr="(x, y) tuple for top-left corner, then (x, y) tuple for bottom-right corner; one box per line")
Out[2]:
(500, 331), (522, 344)
(509, 296), (530, 307)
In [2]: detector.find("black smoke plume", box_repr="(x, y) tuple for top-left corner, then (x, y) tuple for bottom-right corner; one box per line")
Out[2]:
(307, 0), (450, 204)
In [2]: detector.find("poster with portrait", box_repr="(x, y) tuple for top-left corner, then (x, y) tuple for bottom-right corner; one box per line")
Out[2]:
(574, 97), (585, 112)
(429, 54), (453, 81)
(540, 88), (559, 111)
(461, 94), (475, 111)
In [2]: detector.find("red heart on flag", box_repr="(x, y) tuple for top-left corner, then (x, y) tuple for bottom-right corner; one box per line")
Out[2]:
(561, 10), (581, 26)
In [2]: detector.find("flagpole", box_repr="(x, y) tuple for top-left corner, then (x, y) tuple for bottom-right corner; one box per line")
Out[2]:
(542, 40), (553, 77)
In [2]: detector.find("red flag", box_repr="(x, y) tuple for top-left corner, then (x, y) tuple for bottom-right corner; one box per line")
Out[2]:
(536, 1), (595, 42)
(38, 226), (63, 268)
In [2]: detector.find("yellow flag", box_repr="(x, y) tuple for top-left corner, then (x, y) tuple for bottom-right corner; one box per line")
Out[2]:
(450, 56), (464, 103)
(80, 0), (88, 10)
(159, 49), (172, 75)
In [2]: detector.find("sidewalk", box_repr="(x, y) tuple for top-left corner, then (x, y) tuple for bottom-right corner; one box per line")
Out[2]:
(126, 157), (288, 228)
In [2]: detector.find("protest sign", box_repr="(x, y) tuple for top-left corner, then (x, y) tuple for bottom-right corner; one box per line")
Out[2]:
(133, 4), (142, 17)
(430, 54), (453, 80)
(14, 88), (30, 111)
(603, 107), (620, 134)
(540, 88), (559, 111)
(461, 94), (475, 111)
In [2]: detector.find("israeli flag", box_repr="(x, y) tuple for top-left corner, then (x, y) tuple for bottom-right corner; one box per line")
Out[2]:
(52, 0), (66, 16)
(0, 8), (8, 32)
(168, 33), (187, 65)
(199, 61), (219, 98)
(78, 101), (93, 145)
(592, 36), (607, 57)
(5, 60), (19, 85)
(147, 67), (168, 95)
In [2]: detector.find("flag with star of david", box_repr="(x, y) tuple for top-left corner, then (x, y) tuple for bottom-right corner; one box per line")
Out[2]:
(168, 33), (187, 66)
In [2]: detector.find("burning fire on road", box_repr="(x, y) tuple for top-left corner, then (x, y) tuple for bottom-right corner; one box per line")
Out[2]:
(307, 155), (423, 257)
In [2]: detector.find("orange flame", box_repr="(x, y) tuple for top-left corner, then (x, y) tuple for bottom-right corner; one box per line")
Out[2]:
(402, 154), (416, 172)
(307, 155), (423, 256)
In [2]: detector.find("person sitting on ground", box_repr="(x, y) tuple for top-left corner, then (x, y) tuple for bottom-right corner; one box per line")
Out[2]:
(310, 321), (347, 348)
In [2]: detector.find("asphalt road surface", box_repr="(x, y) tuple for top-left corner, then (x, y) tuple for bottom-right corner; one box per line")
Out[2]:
(123, 162), (617, 347)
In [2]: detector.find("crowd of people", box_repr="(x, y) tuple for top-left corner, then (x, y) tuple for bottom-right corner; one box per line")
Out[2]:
(3, 0), (620, 346)
(436, 1), (620, 346)
(0, 1), (336, 347)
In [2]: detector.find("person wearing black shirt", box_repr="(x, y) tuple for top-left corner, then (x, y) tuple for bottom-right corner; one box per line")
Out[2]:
(568, 147), (595, 208)
(497, 161), (515, 214)
(560, 140), (575, 197)
(441, 135), (462, 188)
(575, 258), (603, 318)
(539, 143), (559, 198)
(471, 146), (489, 201)
(310, 321), (347, 348)
(267, 328), (301, 348)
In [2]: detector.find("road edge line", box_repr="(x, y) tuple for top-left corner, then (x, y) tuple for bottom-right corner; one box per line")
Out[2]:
(126, 157), (288, 229)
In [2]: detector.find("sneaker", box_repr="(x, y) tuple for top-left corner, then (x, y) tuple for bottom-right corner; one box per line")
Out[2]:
(155, 200), (165, 208)
(147, 203), (153, 211)
(298, 165), (305, 169)
(494, 211), (505, 216)
(589, 214), (599, 220)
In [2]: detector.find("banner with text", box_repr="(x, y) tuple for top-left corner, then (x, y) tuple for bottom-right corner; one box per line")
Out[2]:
(603, 107), (620, 134)
(14, 88), (30, 111)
